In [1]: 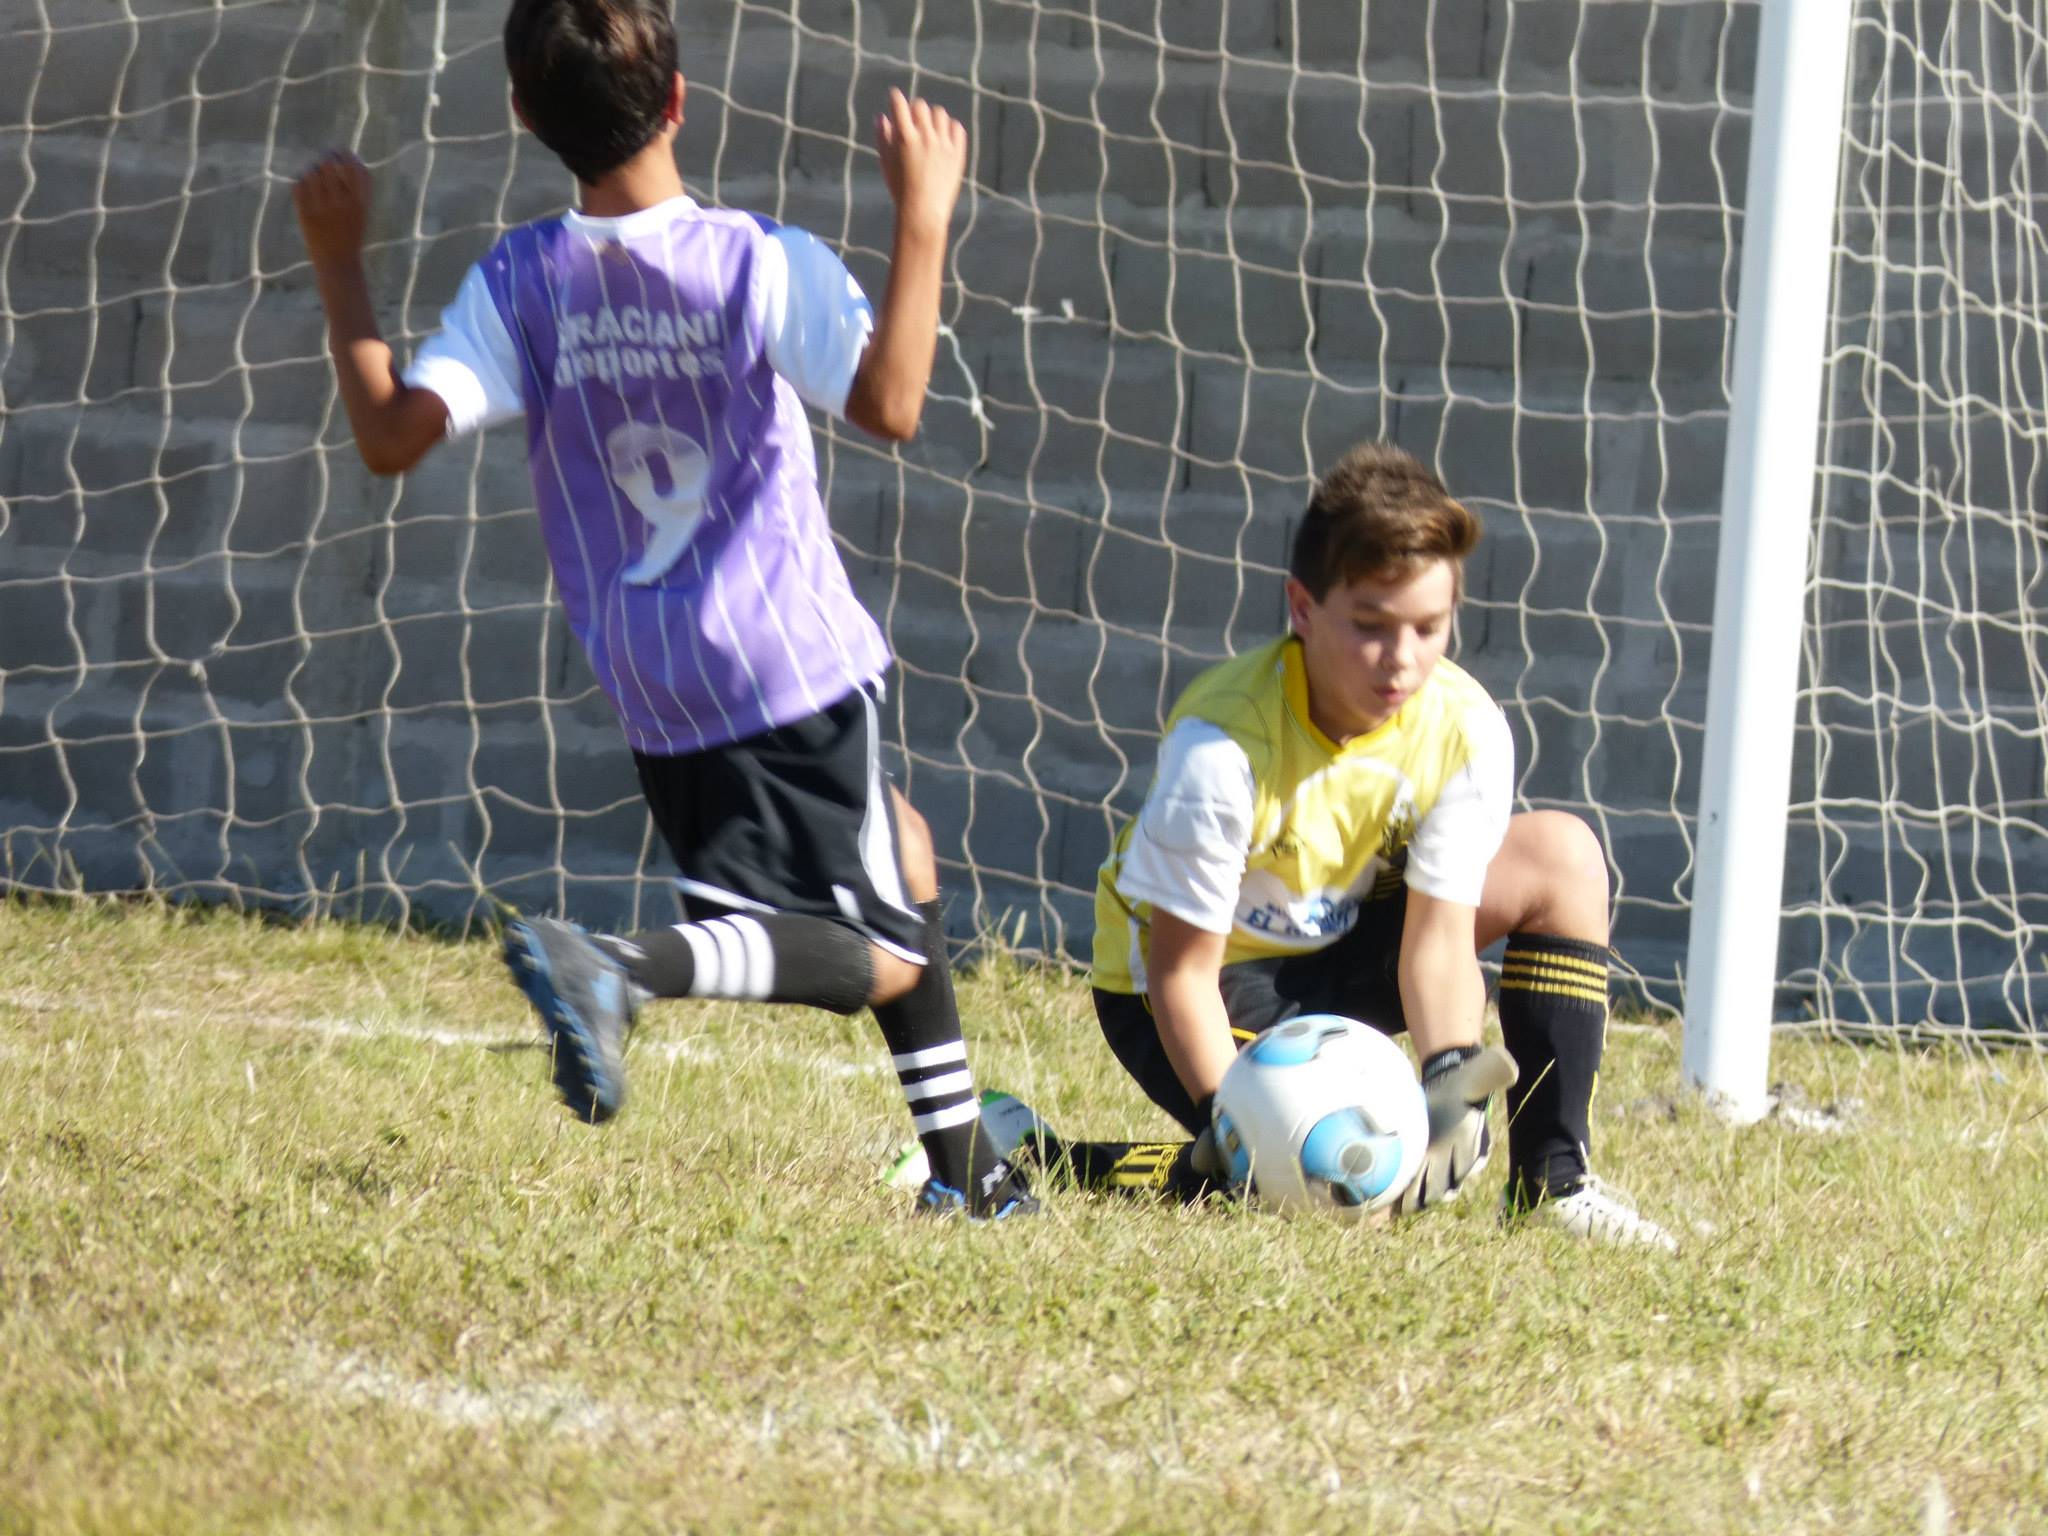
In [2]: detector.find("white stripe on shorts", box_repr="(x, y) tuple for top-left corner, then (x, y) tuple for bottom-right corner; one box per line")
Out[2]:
(857, 685), (919, 920)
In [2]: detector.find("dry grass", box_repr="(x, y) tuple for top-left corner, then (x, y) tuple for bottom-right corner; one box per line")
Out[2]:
(2, 895), (2045, 1534)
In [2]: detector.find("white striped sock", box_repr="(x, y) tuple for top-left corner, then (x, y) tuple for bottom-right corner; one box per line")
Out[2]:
(894, 1041), (978, 1139)
(901, 1067), (974, 1104)
(891, 1041), (967, 1073)
(912, 1097), (982, 1136)
(679, 917), (777, 1000)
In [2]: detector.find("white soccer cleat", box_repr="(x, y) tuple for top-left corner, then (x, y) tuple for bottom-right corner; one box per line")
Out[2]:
(1517, 1176), (1678, 1253)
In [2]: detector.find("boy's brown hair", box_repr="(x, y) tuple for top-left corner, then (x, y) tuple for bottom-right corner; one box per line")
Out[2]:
(504, 0), (677, 185)
(1289, 441), (1481, 600)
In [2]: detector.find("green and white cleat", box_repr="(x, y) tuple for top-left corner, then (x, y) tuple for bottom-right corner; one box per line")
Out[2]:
(880, 1138), (930, 1193)
(881, 1090), (1050, 1192)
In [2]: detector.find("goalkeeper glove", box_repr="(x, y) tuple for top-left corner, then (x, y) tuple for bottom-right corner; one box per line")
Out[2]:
(1189, 1094), (1245, 1194)
(1394, 1044), (1519, 1216)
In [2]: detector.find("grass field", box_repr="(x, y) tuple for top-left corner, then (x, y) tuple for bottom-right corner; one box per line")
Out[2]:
(3, 895), (2045, 1534)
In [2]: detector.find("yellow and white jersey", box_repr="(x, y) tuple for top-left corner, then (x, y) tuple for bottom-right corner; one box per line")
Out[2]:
(1092, 634), (1513, 995)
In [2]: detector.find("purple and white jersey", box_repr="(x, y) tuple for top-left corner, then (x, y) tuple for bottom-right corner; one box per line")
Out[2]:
(403, 195), (892, 755)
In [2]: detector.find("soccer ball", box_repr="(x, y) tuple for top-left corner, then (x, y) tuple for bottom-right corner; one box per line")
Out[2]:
(1211, 1014), (1428, 1217)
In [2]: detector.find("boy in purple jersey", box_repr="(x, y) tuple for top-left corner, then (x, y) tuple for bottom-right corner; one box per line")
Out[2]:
(293, 0), (1033, 1219)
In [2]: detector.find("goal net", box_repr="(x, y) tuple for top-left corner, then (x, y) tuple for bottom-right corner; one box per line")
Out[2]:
(1, 0), (2042, 1032)
(1800, 4), (2048, 1033)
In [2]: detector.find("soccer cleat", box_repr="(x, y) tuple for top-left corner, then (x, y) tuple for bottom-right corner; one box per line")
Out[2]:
(881, 1090), (1052, 1191)
(979, 1090), (1056, 1157)
(1509, 1175), (1679, 1253)
(502, 916), (635, 1125)
(914, 1176), (1041, 1221)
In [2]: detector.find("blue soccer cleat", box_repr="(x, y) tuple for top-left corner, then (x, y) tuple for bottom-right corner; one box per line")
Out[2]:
(914, 1176), (1041, 1222)
(502, 915), (635, 1124)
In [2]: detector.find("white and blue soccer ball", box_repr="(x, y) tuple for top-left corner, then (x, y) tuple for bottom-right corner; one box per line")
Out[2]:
(1212, 1014), (1428, 1217)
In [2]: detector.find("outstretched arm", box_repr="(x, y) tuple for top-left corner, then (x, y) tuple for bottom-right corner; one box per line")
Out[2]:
(294, 151), (448, 475)
(843, 90), (967, 442)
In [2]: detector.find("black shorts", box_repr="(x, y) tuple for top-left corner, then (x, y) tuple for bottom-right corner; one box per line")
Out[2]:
(1094, 897), (1409, 1133)
(634, 681), (928, 962)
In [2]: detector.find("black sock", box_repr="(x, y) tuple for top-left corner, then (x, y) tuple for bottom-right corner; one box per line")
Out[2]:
(872, 899), (1023, 1214)
(593, 913), (872, 1015)
(1497, 932), (1609, 1205)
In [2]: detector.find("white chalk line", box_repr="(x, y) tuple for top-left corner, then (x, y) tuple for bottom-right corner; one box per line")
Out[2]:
(304, 1343), (630, 1438)
(1, 987), (886, 1079)
(286, 1341), (1195, 1491)
(287, 1339), (1467, 1510)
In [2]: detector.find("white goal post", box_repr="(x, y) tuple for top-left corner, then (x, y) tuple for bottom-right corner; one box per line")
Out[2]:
(1683, 0), (1855, 1121)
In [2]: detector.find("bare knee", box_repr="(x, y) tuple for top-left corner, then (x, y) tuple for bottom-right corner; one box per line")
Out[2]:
(1486, 810), (1610, 943)
(868, 944), (924, 1006)
(891, 788), (937, 904)
(1528, 810), (1609, 938)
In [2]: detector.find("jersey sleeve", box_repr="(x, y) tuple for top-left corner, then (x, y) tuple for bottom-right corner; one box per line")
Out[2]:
(1114, 719), (1257, 936)
(1404, 702), (1515, 906)
(754, 225), (875, 418)
(400, 263), (526, 439)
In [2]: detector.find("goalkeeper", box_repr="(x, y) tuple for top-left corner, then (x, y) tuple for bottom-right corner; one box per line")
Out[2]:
(292, 0), (1032, 1219)
(1027, 443), (1673, 1248)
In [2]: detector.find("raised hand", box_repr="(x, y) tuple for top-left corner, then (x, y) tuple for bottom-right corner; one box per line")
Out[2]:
(874, 88), (967, 236)
(293, 149), (373, 268)
(290, 146), (448, 474)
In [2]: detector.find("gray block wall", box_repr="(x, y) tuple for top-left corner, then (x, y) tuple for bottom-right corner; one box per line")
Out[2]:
(2, 0), (2042, 1028)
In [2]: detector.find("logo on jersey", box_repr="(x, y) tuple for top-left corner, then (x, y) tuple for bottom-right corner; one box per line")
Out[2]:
(1235, 869), (1367, 944)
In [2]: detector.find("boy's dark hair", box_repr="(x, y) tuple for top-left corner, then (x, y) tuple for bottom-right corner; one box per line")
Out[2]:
(1289, 441), (1481, 600)
(504, 0), (678, 185)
